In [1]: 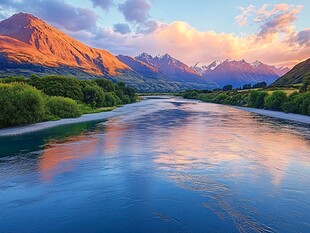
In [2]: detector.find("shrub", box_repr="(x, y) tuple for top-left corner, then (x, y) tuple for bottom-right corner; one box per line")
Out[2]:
(248, 91), (268, 109)
(213, 93), (230, 104)
(253, 82), (267, 89)
(0, 83), (45, 127)
(82, 85), (105, 107)
(264, 91), (287, 111)
(94, 79), (116, 92)
(46, 96), (81, 118)
(222, 85), (233, 91)
(29, 75), (83, 101)
(103, 92), (122, 107)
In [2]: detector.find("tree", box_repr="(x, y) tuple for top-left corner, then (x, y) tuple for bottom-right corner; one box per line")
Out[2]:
(29, 75), (83, 101)
(82, 85), (105, 107)
(264, 91), (287, 111)
(248, 91), (268, 109)
(253, 82), (267, 89)
(46, 96), (81, 118)
(243, 84), (252, 90)
(299, 74), (310, 93)
(222, 85), (233, 91)
(0, 83), (45, 127)
(95, 79), (116, 92)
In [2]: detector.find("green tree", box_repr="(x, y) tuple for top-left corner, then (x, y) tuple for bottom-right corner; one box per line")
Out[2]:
(243, 84), (252, 90)
(82, 85), (105, 107)
(222, 85), (233, 91)
(46, 96), (81, 118)
(253, 82), (267, 89)
(29, 75), (83, 101)
(264, 91), (287, 111)
(248, 91), (268, 109)
(95, 79), (116, 92)
(0, 83), (45, 127)
(299, 75), (310, 93)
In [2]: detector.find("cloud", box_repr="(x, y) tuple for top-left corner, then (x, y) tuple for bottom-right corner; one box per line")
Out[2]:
(118, 0), (150, 24)
(0, 0), (98, 32)
(86, 19), (309, 68)
(91, 0), (114, 11)
(287, 28), (310, 47)
(114, 23), (131, 34)
(235, 5), (255, 27)
(257, 4), (303, 40)
(118, 0), (157, 33)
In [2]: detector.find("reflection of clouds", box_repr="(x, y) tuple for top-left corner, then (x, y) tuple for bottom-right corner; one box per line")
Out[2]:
(102, 119), (129, 156)
(150, 101), (310, 232)
(39, 133), (100, 182)
(153, 102), (310, 186)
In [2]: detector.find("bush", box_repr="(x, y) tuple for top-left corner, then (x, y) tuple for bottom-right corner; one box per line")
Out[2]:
(264, 91), (287, 111)
(29, 75), (83, 101)
(46, 96), (81, 118)
(213, 93), (230, 104)
(82, 85), (105, 107)
(0, 83), (45, 127)
(95, 79), (116, 92)
(103, 92), (122, 107)
(253, 82), (267, 89)
(248, 91), (268, 109)
(222, 85), (233, 91)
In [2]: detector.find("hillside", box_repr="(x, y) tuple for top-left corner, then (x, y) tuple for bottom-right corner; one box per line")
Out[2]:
(271, 58), (310, 86)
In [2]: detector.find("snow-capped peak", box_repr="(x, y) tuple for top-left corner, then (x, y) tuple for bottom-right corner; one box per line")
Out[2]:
(251, 60), (262, 67)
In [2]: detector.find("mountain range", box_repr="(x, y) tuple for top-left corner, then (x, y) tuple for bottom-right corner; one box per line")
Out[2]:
(192, 60), (289, 87)
(0, 12), (291, 91)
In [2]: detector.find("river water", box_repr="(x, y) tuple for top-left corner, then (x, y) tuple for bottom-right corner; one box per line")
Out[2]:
(0, 97), (310, 233)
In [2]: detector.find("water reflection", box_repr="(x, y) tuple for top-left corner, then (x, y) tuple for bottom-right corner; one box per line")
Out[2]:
(0, 97), (310, 233)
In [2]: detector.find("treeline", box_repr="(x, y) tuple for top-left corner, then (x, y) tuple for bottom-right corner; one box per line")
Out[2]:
(181, 77), (310, 116)
(0, 75), (137, 128)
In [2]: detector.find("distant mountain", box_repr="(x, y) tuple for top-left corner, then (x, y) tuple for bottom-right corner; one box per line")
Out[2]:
(135, 53), (207, 83)
(116, 55), (159, 78)
(271, 58), (310, 86)
(118, 53), (217, 90)
(192, 59), (289, 88)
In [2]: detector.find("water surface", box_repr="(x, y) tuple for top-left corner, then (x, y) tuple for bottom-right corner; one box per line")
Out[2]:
(1, 97), (310, 233)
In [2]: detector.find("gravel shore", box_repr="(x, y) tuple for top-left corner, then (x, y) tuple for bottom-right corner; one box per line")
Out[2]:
(235, 106), (310, 124)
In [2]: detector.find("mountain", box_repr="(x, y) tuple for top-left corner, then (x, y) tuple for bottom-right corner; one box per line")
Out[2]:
(192, 59), (289, 88)
(118, 53), (217, 90)
(116, 55), (159, 78)
(0, 13), (217, 92)
(271, 58), (310, 86)
(134, 53), (207, 83)
(0, 13), (131, 77)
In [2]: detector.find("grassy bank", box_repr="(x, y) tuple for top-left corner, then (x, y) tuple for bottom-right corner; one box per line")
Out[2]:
(0, 75), (137, 128)
(179, 77), (310, 116)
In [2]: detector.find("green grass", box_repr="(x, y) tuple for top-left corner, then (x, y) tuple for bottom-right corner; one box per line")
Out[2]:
(78, 104), (117, 114)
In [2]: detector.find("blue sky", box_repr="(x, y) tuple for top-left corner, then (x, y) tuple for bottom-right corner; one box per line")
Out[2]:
(67, 0), (309, 34)
(0, 0), (309, 67)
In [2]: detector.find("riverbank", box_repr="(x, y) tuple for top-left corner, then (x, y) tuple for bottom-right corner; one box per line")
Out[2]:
(0, 101), (145, 137)
(1, 96), (309, 137)
(234, 106), (310, 124)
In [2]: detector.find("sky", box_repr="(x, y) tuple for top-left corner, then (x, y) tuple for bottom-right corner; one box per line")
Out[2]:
(0, 0), (309, 68)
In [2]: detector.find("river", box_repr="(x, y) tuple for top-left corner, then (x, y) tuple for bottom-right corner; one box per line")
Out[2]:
(0, 96), (310, 233)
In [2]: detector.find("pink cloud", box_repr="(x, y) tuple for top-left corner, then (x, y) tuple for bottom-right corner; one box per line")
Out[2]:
(88, 19), (309, 68)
